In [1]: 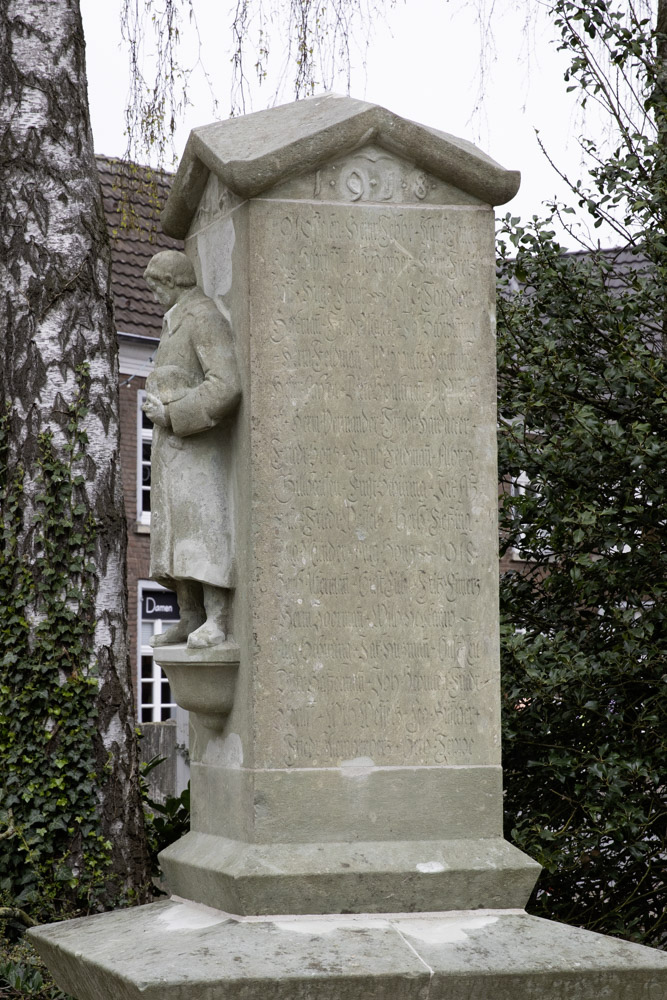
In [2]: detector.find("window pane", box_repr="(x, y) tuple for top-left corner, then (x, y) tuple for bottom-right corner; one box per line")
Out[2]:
(141, 624), (154, 649)
(139, 394), (153, 523)
(139, 593), (183, 724)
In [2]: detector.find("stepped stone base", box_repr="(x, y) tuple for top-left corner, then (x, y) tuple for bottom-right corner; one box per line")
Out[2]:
(159, 834), (540, 914)
(29, 898), (667, 1000)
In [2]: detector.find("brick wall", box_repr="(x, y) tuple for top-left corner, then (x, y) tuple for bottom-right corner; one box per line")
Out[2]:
(499, 550), (521, 575)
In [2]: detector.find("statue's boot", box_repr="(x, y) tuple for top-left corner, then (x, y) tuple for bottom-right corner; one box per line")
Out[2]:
(187, 585), (228, 649)
(150, 615), (202, 647)
(150, 583), (205, 647)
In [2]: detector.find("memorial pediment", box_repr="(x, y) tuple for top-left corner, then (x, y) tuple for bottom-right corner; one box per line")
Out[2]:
(262, 144), (483, 206)
(161, 93), (520, 237)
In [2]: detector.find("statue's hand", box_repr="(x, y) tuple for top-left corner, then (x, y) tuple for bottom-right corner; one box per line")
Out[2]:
(142, 392), (170, 428)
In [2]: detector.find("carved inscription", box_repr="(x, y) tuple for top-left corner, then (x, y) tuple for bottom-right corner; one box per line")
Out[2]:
(264, 145), (484, 207)
(251, 200), (499, 768)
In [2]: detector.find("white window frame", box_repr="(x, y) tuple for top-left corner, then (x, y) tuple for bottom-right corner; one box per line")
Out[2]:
(509, 470), (530, 561)
(137, 580), (178, 723)
(137, 389), (152, 526)
(509, 471), (555, 562)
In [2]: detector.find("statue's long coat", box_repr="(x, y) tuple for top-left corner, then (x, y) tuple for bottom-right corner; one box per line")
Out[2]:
(146, 286), (241, 591)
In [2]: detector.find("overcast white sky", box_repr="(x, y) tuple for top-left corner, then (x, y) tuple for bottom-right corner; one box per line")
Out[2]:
(80, 0), (615, 248)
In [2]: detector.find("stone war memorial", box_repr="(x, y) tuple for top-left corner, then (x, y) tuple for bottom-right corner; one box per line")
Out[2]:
(30, 95), (667, 999)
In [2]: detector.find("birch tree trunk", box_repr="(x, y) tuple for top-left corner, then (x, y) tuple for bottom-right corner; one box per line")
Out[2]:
(0, 0), (150, 904)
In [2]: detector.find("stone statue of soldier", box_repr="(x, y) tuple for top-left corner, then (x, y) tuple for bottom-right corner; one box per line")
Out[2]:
(142, 250), (241, 648)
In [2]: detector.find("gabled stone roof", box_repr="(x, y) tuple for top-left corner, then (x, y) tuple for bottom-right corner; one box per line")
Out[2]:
(161, 93), (521, 238)
(97, 156), (182, 339)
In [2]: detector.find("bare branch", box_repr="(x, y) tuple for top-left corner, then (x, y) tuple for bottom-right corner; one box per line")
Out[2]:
(229, 0), (393, 117)
(120, 0), (218, 166)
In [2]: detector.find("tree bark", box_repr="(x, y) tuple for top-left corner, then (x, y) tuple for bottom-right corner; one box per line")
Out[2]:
(0, 0), (150, 900)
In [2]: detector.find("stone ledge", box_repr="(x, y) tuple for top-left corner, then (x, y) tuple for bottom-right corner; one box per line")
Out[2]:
(159, 833), (541, 914)
(153, 643), (240, 729)
(153, 641), (241, 666)
(29, 901), (667, 1000)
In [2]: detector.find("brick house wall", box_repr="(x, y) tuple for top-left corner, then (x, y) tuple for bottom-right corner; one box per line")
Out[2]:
(98, 156), (191, 798)
(98, 156), (182, 712)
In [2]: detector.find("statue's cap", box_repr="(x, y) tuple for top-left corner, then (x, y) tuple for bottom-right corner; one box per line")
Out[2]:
(144, 250), (196, 287)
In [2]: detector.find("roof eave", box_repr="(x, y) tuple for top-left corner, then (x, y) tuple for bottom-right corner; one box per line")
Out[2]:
(161, 99), (520, 239)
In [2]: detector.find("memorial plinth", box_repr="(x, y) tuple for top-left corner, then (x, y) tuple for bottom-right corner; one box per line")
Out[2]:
(154, 95), (537, 916)
(30, 95), (667, 1000)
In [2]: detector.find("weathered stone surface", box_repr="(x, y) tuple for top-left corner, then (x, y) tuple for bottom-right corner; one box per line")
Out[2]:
(142, 250), (242, 649)
(246, 194), (498, 773)
(189, 760), (504, 843)
(155, 643), (240, 730)
(162, 94), (520, 237)
(141, 103), (537, 915)
(160, 834), (539, 915)
(29, 900), (667, 1000)
(264, 144), (484, 205)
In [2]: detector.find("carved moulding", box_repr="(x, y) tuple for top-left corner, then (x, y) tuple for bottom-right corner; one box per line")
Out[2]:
(153, 643), (240, 731)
